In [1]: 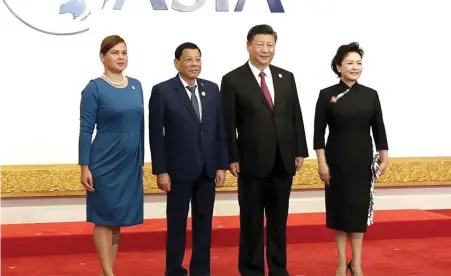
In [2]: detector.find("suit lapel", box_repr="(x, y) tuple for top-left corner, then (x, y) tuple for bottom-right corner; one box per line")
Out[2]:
(270, 65), (285, 112)
(173, 76), (199, 121)
(198, 80), (212, 123)
(242, 63), (273, 110)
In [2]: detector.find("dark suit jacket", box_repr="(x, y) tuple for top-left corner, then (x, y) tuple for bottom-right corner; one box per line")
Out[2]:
(149, 75), (228, 181)
(220, 63), (309, 177)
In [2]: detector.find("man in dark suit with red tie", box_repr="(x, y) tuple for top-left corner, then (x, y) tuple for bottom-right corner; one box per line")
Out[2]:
(149, 42), (229, 276)
(220, 25), (309, 276)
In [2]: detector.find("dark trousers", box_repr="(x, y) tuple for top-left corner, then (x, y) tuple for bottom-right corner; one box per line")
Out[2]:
(238, 150), (293, 276)
(165, 169), (216, 276)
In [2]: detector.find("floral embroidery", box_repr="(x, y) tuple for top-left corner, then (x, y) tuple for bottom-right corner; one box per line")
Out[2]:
(368, 153), (381, 226)
(330, 88), (350, 104)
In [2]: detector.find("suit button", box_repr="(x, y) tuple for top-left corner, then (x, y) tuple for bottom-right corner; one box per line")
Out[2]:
(201, 132), (203, 136)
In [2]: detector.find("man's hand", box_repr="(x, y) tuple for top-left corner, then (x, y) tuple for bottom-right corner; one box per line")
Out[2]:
(157, 173), (171, 192)
(229, 162), (240, 177)
(215, 170), (226, 187)
(295, 157), (304, 171)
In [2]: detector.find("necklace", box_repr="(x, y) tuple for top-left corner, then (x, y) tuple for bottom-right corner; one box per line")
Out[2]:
(102, 74), (125, 87)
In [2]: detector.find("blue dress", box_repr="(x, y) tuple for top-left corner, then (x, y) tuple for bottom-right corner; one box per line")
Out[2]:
(78, 77), (144, 227)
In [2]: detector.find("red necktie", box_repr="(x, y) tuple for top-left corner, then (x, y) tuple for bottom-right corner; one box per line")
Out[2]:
(259, 71), (273, 109)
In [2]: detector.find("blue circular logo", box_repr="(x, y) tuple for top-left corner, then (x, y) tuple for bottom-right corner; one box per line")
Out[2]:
(3, 0), (116, 35)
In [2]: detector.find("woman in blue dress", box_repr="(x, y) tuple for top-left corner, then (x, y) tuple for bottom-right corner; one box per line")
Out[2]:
(78, 35), (144, 276)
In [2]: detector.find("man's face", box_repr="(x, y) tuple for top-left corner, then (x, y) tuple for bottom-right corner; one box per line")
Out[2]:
(175, 48), (202, 80)
(247, 34), (276, 68)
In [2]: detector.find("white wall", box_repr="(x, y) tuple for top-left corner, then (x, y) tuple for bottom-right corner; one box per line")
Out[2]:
(2, 187), (451, 224)
(1, 0), (451, 166)
(1, 1), (451, 223)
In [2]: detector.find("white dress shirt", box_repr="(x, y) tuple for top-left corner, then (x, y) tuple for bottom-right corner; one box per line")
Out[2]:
(248, 60), (275, 104)
(179, 75), (202, 120)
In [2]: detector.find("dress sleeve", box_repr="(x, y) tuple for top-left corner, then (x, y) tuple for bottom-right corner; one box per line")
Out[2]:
(371, 92), (389, 150)
(138, 80), (145, 166)
(78, 81), (98, 166)
(313, 90), (328, 149)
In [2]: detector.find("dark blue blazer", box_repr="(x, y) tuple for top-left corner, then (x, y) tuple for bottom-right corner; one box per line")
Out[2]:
(149, 75), (229, 181)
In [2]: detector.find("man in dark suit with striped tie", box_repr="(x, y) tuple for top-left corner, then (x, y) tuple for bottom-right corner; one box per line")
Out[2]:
(149, 42), (229, 276)
(220, 25), (309, 276)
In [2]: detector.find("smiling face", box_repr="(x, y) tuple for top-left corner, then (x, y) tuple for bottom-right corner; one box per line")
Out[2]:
(100, 42), (128, 73)
(247, 34), (276, 69)
(175, 48), (202, 81)
(337, 52), (362, 83)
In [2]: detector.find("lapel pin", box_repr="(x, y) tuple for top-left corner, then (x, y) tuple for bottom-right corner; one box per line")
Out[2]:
(278, 74), (283, 78)
(201, 91), (206, 96)
(132, 85), (136, 90)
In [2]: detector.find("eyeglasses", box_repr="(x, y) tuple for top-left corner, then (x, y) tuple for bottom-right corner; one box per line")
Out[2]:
(182, 56), (201, 63)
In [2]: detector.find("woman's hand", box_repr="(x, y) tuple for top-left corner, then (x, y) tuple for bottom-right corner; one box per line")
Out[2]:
(80, 166), (94, 192)
(377, 150), (389, 176)
(378, 160), (389, 176)
(318, 161), (330, 185)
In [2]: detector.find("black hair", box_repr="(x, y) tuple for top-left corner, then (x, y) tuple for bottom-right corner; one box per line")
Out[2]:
(247, 24), (278, 43)
(174, 42), (201, 60)
(331, 42), (364, 77)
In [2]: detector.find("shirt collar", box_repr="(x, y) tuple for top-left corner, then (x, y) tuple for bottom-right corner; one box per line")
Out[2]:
(248, 60), (271, 78)
(179, 74), (198, 88)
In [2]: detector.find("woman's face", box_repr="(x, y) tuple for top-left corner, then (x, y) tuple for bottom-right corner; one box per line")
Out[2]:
(101, 42), (128, 73)
(338, 52), (362, 83)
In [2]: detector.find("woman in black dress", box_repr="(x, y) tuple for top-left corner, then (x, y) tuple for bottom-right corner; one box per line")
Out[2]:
(313, 42), (389, 276)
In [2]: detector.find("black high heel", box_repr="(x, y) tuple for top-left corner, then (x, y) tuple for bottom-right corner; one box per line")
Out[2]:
(347, 261), (354, 276)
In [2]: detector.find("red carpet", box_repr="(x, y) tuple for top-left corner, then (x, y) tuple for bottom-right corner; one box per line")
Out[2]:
(2, 238), (451, 275)
(3, 209), (451, 258)
(2, 210), (451, 275)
